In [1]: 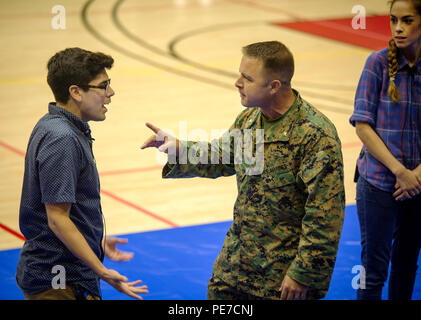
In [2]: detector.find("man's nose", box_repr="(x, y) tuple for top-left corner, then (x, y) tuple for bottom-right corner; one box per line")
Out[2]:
(107, 86), (115, 97)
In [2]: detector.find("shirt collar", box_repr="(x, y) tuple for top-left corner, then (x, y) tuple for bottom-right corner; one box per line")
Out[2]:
(397, 49), (421, 72)
(48, 102), (93, 139)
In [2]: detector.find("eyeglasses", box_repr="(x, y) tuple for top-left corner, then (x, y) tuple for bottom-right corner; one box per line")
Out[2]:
(77, 79), (111, 94)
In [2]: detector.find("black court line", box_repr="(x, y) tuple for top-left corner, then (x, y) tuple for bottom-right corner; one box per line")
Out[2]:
(113, 0), (354, 114)
(82, 0), (354, 114)
(81, 0), (233, 90)
(166, 23), (356, 113)
(112, 0), (357, 93)
(167, 20), (266, 78)
(167, 24), (356, 113)
(111, 0), (174, 59)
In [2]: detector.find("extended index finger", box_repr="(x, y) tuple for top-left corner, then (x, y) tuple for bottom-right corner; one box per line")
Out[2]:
(145, 122), (161, 134)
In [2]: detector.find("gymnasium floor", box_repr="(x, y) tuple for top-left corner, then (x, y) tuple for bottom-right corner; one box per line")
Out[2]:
(0, 0), (419, 299)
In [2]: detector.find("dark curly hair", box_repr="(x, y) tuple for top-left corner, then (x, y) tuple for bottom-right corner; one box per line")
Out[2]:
(47, 47), (114, 104)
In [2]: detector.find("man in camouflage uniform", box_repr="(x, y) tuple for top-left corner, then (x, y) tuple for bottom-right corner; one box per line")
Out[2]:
(142, 41), (345, 300)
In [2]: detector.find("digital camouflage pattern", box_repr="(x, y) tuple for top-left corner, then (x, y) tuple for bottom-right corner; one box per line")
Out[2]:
(162, 90), (345, 299)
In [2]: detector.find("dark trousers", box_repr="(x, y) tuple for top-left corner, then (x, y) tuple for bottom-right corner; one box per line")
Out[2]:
(356, 177), (421, 300)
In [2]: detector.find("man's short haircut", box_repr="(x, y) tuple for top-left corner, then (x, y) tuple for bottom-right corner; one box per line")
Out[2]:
(47, 48), (114, 104)
(242, 41), (294, 85)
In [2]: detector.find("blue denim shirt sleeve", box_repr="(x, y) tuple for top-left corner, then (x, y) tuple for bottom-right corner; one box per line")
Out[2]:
(350, 50), (385, 127)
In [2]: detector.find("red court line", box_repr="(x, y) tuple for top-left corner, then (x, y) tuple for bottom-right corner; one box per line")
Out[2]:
(99, 165), (163, 176)
(0, 140), (162, 175)
(0, 136), (360, 238)
(0, 223), (25, 241)
(0, 140), (26, 157)
(274, 15), (391, 51)
(100, 189), (178, 228)
(0, 139), (162, 176)
(0, 140), (177, 235)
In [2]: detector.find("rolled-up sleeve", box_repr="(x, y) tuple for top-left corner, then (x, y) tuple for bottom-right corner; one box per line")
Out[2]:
(350, 51), (383, 127)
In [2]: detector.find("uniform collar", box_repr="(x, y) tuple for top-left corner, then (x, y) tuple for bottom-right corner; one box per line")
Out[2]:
(243, 89), (301, 142)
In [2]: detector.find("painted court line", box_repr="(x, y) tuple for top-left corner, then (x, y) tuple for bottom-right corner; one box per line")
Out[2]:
(0, 223), (25, 241)
(99, 165), (163, 176)
(274, 15), (391, 51)
(0, 140), (26, 157)
(100, 189), (179, 228)
(0, 137), (362, 239)
(0, 140), (178, 240)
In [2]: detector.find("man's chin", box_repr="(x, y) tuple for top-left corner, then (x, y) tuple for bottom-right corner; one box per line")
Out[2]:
(90, 115), (106, 122)
(240, 101), (251, 108)
(240, 103), (254, 109)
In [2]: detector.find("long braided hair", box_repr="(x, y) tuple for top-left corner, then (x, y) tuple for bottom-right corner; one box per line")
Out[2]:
(387, 0), (421, 102)
(387, 38), (400, 103)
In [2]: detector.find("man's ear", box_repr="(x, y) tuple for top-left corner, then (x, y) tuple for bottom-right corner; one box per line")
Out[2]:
(69, 85), (83, 103)
(270, 79), (282, 93)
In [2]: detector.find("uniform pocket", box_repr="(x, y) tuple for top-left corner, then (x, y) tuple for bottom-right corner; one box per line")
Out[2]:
(261, 169), (303, 226)
(299, 150), (330, 184)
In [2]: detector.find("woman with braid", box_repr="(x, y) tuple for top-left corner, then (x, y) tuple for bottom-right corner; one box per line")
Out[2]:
(350, 0), (421, 300)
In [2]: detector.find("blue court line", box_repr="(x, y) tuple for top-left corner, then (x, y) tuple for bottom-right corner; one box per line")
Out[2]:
(0, 205), (419, 300)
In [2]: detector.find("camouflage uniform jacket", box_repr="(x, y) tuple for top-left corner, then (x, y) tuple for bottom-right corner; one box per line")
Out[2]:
(162, 90), (345, 299)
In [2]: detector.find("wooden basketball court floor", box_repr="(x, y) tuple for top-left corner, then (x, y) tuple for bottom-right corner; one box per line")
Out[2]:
(0, 0), (420, 299)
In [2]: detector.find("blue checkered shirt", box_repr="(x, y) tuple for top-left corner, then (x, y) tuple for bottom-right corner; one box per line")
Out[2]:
(16, 103), (104, 297)
(350, 48), (421, 192)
